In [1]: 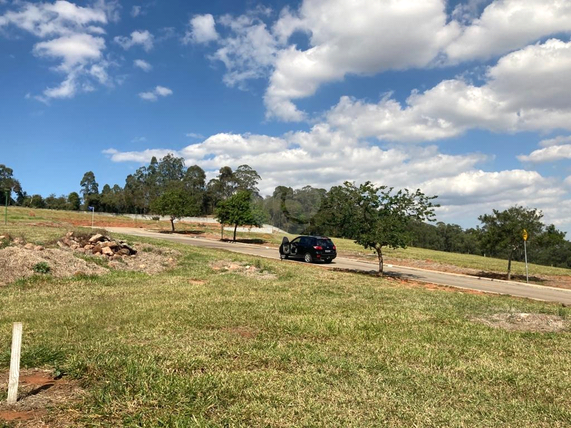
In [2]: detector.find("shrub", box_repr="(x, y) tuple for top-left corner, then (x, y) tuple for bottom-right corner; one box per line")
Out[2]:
(33, 262), (51, 274)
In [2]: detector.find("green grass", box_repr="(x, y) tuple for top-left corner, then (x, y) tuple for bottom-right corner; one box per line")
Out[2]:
(0, 226), (570, 426)
(3, 205), (571, 279)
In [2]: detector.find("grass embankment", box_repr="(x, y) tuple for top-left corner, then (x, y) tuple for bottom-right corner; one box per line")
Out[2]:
(4, 206), (571, 280)
(0, 226), (570, 426)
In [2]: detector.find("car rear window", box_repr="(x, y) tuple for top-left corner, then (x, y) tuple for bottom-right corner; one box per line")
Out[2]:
(317, 239), (334, 248)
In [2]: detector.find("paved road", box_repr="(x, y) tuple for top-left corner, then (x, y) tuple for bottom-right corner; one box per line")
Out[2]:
(106, 227), (571, 305)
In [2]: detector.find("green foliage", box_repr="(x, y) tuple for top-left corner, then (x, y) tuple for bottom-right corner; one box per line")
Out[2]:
(319, 181), (438, 273)
(33, 261), (51, 274)
(0, 164), (22, 205)
(67, 191), (81, 210)
(151, 186), (202, 231)
(215, 190), (265, 241)
(479, 206), (544, 279)
(80, 171), (99, 198)
(263, 185), (327, 234)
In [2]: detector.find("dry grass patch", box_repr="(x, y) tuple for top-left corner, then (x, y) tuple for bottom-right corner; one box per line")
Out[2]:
(471, 312), (569, 333)
(210, 260), (277, 280)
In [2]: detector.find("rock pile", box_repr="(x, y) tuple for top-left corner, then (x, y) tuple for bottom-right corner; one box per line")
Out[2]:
(58, 232), (137, 259)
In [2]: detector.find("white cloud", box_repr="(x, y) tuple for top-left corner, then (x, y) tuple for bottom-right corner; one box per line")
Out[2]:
(0, 0), (107, 38)
(0, 0), (116, 100)
(131, 136), (147, 143)
(131, 6), (142, 18)
(193, 0), (571, 121)
(183, 14), (218, 44)
(102, 125), (571, 230)
(114, 30), (154, 51)
(325, 39), (571, 142)
(186, 133), (204, 139)
(103, 148), (174, 163)
(446, 0), (571, 63)
(539, 135), (571, 148)
(138, 85), (173, 101)
(265, 0), (460, 120)
(33, 33), (104, 69)
(518, 145), (571, 163)
(207, 13), (280, 89)
(134, 59), (152, 72)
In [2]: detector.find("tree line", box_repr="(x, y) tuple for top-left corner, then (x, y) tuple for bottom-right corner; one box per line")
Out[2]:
(2, 159), (571, 272)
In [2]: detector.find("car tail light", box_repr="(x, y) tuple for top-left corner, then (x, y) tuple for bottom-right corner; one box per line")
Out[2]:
(313, 246), (323, 250)
(333, 245), (336, 250)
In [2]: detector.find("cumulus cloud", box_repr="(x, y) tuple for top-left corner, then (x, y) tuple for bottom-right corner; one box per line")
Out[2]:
(102, 124), (571, 229)
(192, 0), (571, 121)
(183, 14), (218, 44)
(138, 85), (173, 101)
(445, 0), (571, 63)
(114, 30), (154, 51)
(206, 13), (280, 90)
(264, 0), (459, 121)
(325, 39), (571, 142)
(103, 148), (174, 163)
(134, 59), (152, 71)
(0, 0), (117, 101)
(518, 145), (571, 163)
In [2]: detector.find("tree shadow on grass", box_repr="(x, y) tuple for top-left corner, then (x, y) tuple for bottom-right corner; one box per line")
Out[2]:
(468, 271), (546, 283)
(159, 230), (205, 235)
(331, 267), (421, 281)
(220, 238), (267, 245)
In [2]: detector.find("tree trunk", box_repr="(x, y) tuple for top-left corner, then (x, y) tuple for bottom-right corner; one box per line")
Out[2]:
(376, 247), (384, 275)
(170, 216), (175, 232)
(233, 224), (238, 242)
(220, 223), (224, 240)
(507, 249), (513, 280)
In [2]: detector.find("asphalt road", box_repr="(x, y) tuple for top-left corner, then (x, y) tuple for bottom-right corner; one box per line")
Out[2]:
(106, 227), (571, 305)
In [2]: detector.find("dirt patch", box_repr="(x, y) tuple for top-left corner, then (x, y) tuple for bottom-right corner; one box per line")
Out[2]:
(210, 261), (277, 280)
(471, 312), (569, 332)
(0, 246), (108, 285)
(107, 243), (179, 275)
(0, 369), (84, 427)
(0, 236), (180, 286)
(224, 326), (258, 339)
(188, 279), (207, 285)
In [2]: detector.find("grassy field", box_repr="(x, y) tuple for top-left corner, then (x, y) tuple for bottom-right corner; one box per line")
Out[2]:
(3, 206), (571, 280)
(0, 225), (570, 426)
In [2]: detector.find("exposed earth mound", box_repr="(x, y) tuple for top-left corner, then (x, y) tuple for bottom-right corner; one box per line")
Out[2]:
(0, 232), (179, 286)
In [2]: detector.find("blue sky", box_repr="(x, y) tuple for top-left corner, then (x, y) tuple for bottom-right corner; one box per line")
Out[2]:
(1, 0), (571, 232)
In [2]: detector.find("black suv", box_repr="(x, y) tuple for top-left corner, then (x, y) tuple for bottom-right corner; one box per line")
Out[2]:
(279, 236), (337, 263)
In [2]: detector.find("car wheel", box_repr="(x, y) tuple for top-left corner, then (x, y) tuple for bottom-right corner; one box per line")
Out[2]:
(280, 254), (288, 260)
(304, 252), (313, 263)
(324, 259), (332, 264)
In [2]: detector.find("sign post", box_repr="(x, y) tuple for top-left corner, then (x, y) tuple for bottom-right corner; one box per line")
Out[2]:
(523, 229), (529, 283)
(89, 206), (94, 228)
(7, 322), (22, 404)
(4, 189), (8, 226)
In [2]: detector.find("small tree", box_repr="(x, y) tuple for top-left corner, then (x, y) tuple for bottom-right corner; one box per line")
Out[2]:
(215, 191), (265, 241)
(325, 182), (437, 274)
(151, 187), (201, 232)
(478, 206), (543, 280)
(67, 192), (81, 210)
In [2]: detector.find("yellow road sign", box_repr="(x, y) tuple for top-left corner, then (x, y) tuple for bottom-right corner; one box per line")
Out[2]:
(522, 229), (528, 241)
